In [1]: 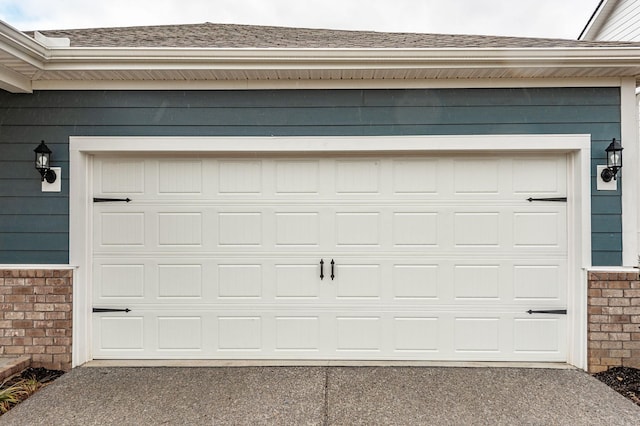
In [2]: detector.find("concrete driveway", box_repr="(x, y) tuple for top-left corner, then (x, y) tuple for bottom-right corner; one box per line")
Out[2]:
(1, 366), (639, 425)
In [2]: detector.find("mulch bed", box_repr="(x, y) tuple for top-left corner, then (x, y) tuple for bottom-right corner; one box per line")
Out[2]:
(594, 366), (640, 407)
(7, 367), (65, 385)
(0, 367), (65, 415)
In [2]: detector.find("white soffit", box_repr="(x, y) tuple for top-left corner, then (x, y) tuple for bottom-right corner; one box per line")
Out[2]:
(3, 21), (640, 92)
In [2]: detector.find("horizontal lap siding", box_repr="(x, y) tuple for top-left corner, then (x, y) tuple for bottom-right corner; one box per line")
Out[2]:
(0, 88), (621, 265)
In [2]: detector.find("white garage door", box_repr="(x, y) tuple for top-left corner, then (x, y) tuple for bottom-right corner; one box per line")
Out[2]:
(91, 153), (567, 361)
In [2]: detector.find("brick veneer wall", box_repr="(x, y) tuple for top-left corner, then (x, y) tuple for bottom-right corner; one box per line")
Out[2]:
(0, 269), (73, 371)
(588, 270), (640, 373)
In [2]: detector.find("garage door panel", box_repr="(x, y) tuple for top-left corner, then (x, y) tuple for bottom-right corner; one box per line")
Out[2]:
(92, 309), (566, 360)
(93, 257), (566, 308)
(92, 154), (568, 362)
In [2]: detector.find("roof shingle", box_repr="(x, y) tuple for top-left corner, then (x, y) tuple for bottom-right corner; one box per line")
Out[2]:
(33, 22), (640, 49)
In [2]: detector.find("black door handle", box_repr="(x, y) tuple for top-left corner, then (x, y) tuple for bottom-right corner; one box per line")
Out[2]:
(331, 259), (335, 280)
(320, 259), (324, 280)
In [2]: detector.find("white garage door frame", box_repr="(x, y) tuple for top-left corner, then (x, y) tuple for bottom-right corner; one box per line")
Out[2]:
(69, 134), (591, 369)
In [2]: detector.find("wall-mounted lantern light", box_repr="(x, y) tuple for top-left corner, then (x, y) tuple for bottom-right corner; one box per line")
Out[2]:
(600, 138), (623, 182)
(34, 140), (57, 183)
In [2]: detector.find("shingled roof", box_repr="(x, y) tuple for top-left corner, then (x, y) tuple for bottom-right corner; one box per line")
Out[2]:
(34, 22), (640, 49)
(4, 20), (640, 94)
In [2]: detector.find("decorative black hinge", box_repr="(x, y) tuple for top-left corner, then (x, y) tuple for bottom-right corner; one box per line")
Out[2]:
(93, 197), (132, 203)
(92, 307), (131, 313)
(526, 309), (567, 315)
(526, 197), (567, 202)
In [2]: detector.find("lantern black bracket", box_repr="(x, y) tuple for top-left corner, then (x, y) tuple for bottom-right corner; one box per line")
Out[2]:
(601, 138), (623, 182)
(34, 140), (57, 184)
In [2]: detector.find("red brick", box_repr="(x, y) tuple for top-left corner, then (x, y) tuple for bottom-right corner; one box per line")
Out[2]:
(4, 346), (25, 355)
(609, 281), (632, 289)
(53, 304), (71, 312)
(33, 337), (53, 345)
(31, 354), (53, 364)
(601, 357), (623, 366)
(25, 278), (46, 286)
(45, 346), (67, 354)
(609, 298), (631, 307)
(609, 349), (631, 358)
(610, 315), (631, 323)
(53, 353), (71, 364)
(588, 289), (602, 297)
(610, 333), (631, 341)
(45, 312), (67, 320)
(4, 329), (24, 337)
(53, 320), (71, 329)
(623, 324), (640, 332)
(601, 324), (623, 332)
(602, 289), (624, 298)
(24, 346), (46, 354)
(588, 324), (601, 332)
(622, 358), (640, 369)
(588, 272), (607, 280)
(33, 303), (55, 312)
(624, 289), (640, 297)
(589, 365), (609, 373)
(25, 329), (46, 337)
(34, 320), (54, 328)
(13, 303), (34, 312)
(12, 320), (33, 328)
(623, 307), (640, 315)
(589, 332), (609, 340)
(54, 337), (71, 346)
(3, 312), (24, 320)
(589, 349), (611, 358)
(590, 298), (608, 306)
(5, 295), (25, 303)
(25, 312), (46, 320)
(589, 315), (609, 323)
(623, 341), (640, 349)
(602, 307), (624, 315)
(601, 341), (624, 349)
(45, 295), (67, 303)
(11, 286), (34, 295)
(45, 329), (67, 337)
(12, 337), (32, 346)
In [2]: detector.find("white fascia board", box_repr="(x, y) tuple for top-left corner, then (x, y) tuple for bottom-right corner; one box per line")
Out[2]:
(41, 46), (640, 71)
(0, 21), (47, 67)
(0, 63), (31, 92)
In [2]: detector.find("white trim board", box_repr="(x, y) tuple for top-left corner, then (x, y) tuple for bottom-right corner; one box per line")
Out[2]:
(69, 134), (591, 369)
(33, 77), (627, 91)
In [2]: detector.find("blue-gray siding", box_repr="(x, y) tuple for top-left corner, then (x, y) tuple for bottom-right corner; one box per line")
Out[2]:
(0, 88), (622, 265)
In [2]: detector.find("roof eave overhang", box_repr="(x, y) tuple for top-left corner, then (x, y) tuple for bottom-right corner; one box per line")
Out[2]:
(5, 40), (640, 92)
